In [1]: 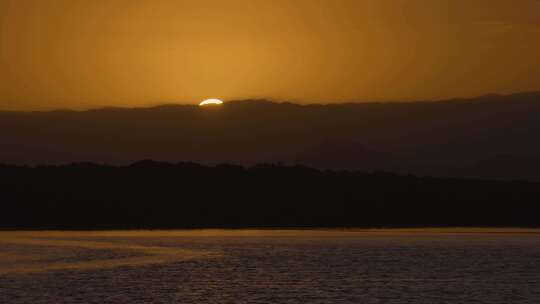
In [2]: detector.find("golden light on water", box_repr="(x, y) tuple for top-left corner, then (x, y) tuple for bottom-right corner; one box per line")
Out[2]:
(199, 99), (224, 106)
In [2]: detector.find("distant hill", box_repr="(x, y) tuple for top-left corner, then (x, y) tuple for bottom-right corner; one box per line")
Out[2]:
(1, 92), (539, 180)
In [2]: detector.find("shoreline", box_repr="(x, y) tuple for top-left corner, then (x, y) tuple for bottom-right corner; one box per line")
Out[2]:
(2, 227), (540, 237)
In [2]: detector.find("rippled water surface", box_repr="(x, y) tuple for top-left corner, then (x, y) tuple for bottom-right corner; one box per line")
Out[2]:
(0, 229), (539, 303)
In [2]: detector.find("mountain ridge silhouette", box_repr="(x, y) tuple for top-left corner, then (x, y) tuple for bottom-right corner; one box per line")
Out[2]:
(1, 92), (539, 180)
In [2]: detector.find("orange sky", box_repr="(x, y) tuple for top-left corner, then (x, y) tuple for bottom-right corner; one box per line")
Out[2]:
(1, 0), (540, 110)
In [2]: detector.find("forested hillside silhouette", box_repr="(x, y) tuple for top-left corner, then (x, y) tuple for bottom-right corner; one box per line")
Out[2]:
(1, 93), (539, 181)
(1, 161), (538, 230)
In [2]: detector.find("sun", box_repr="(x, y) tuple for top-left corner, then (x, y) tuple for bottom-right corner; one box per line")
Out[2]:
(199, 98), (224, 106)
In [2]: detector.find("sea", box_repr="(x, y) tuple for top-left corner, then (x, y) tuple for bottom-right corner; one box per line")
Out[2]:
(0, 229), (539, 303)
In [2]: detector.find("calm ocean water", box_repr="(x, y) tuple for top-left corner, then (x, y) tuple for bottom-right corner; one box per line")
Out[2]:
(0, 229), (539, 304)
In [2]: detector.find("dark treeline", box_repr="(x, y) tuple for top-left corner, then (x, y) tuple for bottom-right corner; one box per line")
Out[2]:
(1, 161), (539, 230)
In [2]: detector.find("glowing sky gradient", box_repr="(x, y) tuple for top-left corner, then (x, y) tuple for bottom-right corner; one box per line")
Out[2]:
(1, 0), (540, 110)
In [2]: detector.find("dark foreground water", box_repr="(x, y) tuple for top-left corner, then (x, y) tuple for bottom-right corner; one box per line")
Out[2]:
(0, 229), (539, 304)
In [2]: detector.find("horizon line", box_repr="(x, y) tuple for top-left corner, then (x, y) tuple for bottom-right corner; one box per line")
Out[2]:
(2, 91), (540, 113)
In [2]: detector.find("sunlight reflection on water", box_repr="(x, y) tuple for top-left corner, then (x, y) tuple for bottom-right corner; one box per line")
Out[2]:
(0, 229), (539, 303)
